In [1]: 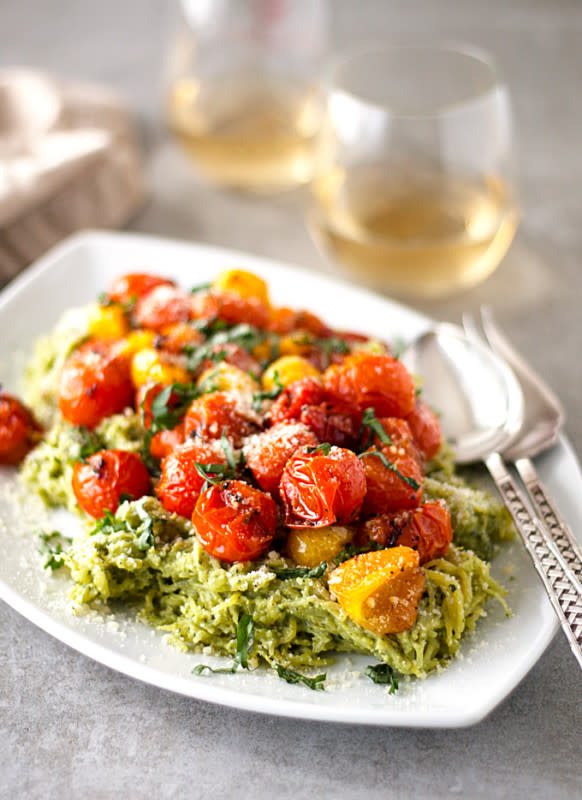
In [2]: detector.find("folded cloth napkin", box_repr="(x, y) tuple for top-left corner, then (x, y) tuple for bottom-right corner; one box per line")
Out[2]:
(0, 69), (147, 285)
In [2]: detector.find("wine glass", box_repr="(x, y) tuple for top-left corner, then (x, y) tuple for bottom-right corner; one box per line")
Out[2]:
(308, 43), (519, 298)
(165, 0), (329, 193)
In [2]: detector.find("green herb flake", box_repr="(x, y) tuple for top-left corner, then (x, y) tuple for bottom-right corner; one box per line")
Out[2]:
(358, 448), (420, 491)
(77, 427), (104, 461)
(186, 323), (264, 373)
(251, 370), (284, 411)
(360, 408), (393, 448)
(192, 613), (255, 675)
(365, 663), (399, 693)
(273, 562), (327, 580)
(306, 442), (332, 456)
(37, 529), (72, 571)
(333, 541), (384, 566)
(275, 665), (326, 691)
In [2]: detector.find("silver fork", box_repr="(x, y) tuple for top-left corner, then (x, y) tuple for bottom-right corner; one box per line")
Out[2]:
(463, 307), (582, 599)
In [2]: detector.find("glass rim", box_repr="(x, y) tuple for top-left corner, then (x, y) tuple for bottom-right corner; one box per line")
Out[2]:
(323, 41), (505, 119)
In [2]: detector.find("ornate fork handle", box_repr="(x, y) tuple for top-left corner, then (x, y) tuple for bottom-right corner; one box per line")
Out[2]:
(514, 457), (582, 591)
(486, 453), (582, 670)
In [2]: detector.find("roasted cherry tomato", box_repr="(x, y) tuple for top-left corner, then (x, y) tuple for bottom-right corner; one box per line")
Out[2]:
(269, 377), (325, 424)
(328, 546), (425, 635)
(108, 273), (175, 305)
(269, 377), (361, 449)
(279, 445), (366, 528)
(191, 291), (269, 329)
(193, 480), (278, 562)
(244, 422), (318, 494)
(135, 285), (191, 331)
(0, 390), (42, 465)
(58, 344), (134, 429)
(406, 400), (442, 461)
(72, 449), (151, 518)
(156, 441), (227, 518)
(395, 501), (453, 564)
(323, 352), (416, 418)
(183, 392), (259, 448)
(196, 342), (261, 378)
(359, 416), (422, 465)
(154, 322), (204, 355)
(136, 383), (181, 431)
(150, 423), (186, 460)
(355, 512), (407, 549)
(359, 444), (423, 517)
(267, 307), (332, 337)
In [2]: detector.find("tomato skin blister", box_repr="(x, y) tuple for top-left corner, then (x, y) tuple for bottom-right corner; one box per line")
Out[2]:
(279, 445), (367, 528)
(58, 345), (134, 429)
(72, 449), (151, 518)
(192, 480), (278, 562)
(0, 391), (41, 465)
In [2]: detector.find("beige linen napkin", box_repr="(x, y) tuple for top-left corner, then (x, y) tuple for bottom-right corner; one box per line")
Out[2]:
(0, 69), (147, 284)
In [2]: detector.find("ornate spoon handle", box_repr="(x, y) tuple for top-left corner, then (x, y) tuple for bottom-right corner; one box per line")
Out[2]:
(486, 452), (582, 670)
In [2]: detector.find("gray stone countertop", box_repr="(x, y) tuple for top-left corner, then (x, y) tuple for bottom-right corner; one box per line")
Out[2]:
(1, 1), (581, 797)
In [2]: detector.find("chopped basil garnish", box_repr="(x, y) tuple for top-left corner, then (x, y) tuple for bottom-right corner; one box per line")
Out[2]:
(192, 613), (255, 675)
(193, 462), (233, 492)
(275, 665), (326, 691)
(358, 448), (420, 491)
(273, 562), (327, 580)
(360, 408), (393, 449)
(185, 323), (264, 373)
(251, 370), (284, 411)
(332, 541), (384, 566)
(190, 282), (212, 293)
(37, 530), (72, 570)
(219, 429), (240, 472)
(77, 427), (104, 461)
(365, 663), (399, 693)
(133, 501), (155, 551)
(305, 442), (332, 456)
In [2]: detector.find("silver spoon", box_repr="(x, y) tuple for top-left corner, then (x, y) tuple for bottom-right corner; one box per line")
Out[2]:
(402, 323), (582, 670)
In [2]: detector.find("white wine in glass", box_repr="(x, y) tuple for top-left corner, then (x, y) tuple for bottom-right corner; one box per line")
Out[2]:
(310, 164), (518, 297)
(308, 45), (518, 298)
(168, 75), (321, 192)
(165, 0), (328, 192)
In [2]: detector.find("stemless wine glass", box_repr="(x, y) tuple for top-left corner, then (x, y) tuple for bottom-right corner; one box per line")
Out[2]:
(165, 0), (329, 192)
(308, 44), (519, 298)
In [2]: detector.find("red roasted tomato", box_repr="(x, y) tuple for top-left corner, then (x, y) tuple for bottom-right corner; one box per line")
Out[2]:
(155, 441), (227, 518)
(108, 273), (175, 305)
(267, 307), (332, 337)
(58, 343), (134, 429)
(359, 445), (423, 517)
(149, 423), (186, 460)
(135, 285), (191, 331)
(323, 352), (416, 418)
(395, 501), (453, 564)
(406, 399), (442, 461)
(359, 416), (422, 465)
(279, 445), (366, 528)
(269, 377), (361, 449)
(244, 422), (318, 494)
(0, 390), (41, 465)
(154, 322), (204, 355)
(193, 480), (278, 562)
(72, 449), (151, 518)
(183, 392), (259, 448)
(191, 291), (269, 329)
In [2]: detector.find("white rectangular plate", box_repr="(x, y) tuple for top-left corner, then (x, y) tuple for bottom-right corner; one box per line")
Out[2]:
(0, 230), (577, 728)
